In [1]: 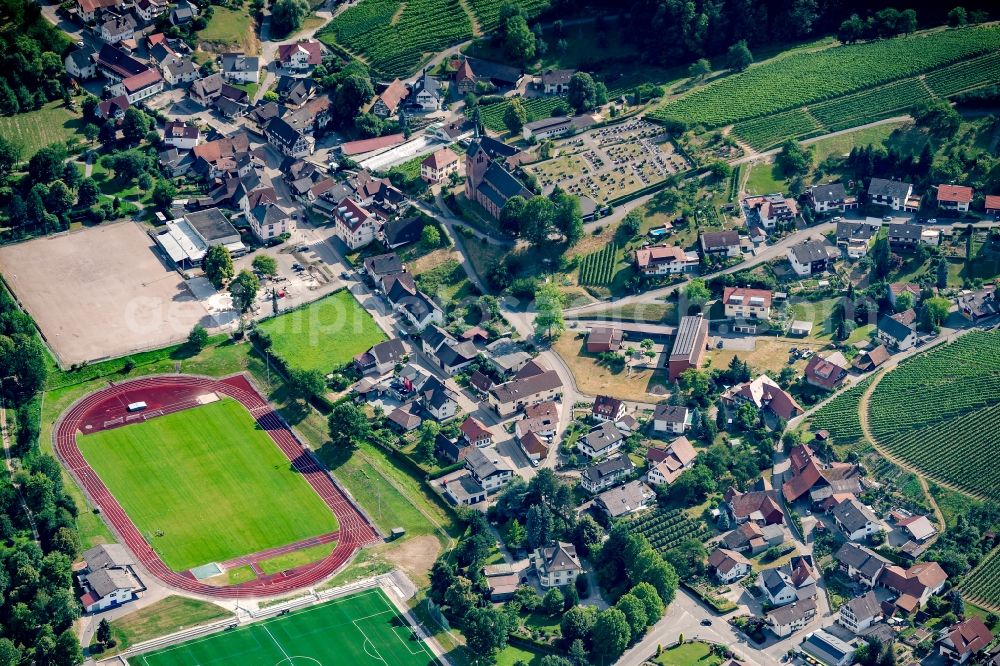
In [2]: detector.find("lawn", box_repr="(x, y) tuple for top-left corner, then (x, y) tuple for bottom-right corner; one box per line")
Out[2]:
(553, 332), (671, 401)
(257, 289), (386, 372)
(259, 540), (337, 575)
(0, 100), (84, 160)
(225, 564), (256, 585)
(745, 162), (789, 196)
(94, 596), (231, 655)
(654, 641), (723, 666)
(137, 588), (438, 666)
(78, 398), (338, 571)
(496, 644), (546, 666)
(808, 122), (909, 166)
(198, 6), (257, 53)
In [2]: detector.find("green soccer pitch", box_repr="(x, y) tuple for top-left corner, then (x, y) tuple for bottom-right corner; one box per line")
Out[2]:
(135, 588), (439, 666)
(257, 289), (387, 373)
(78, 399), (338, 571)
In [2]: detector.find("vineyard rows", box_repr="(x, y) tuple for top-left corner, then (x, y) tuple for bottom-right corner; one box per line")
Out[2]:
(578, 244), (618, 287)
(649, 25), (1000, 128)
(628, 508), (712, 555)
(925, 50), (1000, 97)
(480, 96), (567, 132)
(808, 78), (931, 132)
(867, 332), (1000, 500)
(960, 546), (1000, 610)
(468, 0), (550, 31)
(810, 374), (877, 447)
(732, 109), (823, 152)
(869, 332), (1000, 436)
(317, 0), (473, 78)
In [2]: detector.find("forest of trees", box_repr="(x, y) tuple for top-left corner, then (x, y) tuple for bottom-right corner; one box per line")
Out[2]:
(0, 289), (84, 664)
(610, 0), (993, 68)
(0, 0), (72, 116)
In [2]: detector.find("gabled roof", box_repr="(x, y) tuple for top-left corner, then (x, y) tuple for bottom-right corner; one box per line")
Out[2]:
(221, 52), (260, 74)
(83, 543), (134, 570)
(789, 239), (832, 264)
(844, 591), (882, 622)
(581, 421), (624, 454)
(422, 147), (459, 170)
(375, 78), (409, 114)
(832, 498), (879, 533)
(708, 547), (750, 574)
(653, 404), (688, 424)
(810, 182), (847, 203)
(985, 194), (1000, 210)
(723, 286), (773, 309)
(943, 618), (993, 656)
(539, 541), (581, 573)
(878, 313), (915, 341)
(700, 230), (741, 250)
(670, 315), (708, 363)
(490, 369), (562, 405)
(96, 43), (148, 78)
(597, 480), (654, 517)
(581, 455), (634, 485)
(277, 39), (322, 65)
(164, 120), (199, 140)
(868, 177), (912, 199)
(460, 416), (491, 443)
(937, 184), (973, 203)
(363, 252), (403, 277)
(592, 395), (624, 418)
(836, 542), (891, 579)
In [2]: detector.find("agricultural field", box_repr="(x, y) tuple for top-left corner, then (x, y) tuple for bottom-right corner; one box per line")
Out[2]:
(651, 25), (1000, 128)
(0, 100), (84, 160)
(78, 399), (339, 571)
(627, 508), (712, 557)
(867, 332), (1000, 500)
(925, 50), (1000, 97)
(960, 547), (1000, 610)
(467, 0), (549, 31)
(732, 109), (823, 152)
(480, 96), (567, 133)
(256, 289), (386, 373)
(577, 244), (620, 287)
(809, 374), (877, 448)
(317, 0), (473, 78)
(808, 78), (931, 133)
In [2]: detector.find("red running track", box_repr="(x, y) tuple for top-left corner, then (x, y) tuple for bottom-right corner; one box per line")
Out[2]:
(53, 374), (379, 599)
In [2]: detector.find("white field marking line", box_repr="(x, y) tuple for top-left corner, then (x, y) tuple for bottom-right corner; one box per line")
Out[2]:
(263, 624), (291, 661)
(387, 623), (427, 656)
(351, 622), (388, 666)
(374, 589), (435, 660)
(131, 589), (391, 663)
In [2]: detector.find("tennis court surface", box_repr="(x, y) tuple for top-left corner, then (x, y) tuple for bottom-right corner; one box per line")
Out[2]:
(134, 588), (439, 666)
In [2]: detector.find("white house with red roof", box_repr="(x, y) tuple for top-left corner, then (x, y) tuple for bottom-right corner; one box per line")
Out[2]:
(115, 68), (163, 104)
(332, 198), (378, 249)
(277, 40), (323, 70)
(939, 618), (993, 664)
(986, 195), (1000, 216)
(421, 147), (460, 183)
(937, 184), (974, 213)
(634, 245), (699, 275)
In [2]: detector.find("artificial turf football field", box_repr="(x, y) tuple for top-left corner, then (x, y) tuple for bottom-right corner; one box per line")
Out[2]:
(135, 588), (438, 666)
(78, 398), (338, 571)
(256, 289), (387, 373)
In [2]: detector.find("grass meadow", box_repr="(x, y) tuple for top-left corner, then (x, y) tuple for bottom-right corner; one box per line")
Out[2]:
(257, 289), (386, 372)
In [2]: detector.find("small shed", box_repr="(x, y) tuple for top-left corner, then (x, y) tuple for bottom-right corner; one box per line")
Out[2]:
(389, 527), (406, 540)
(789, 320), (813, 336)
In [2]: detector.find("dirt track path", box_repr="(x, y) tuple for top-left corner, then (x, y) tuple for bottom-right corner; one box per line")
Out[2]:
(856, 370), (946, 532)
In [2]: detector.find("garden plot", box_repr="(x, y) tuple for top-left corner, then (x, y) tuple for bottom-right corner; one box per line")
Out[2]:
(526, 119), (691, 204)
